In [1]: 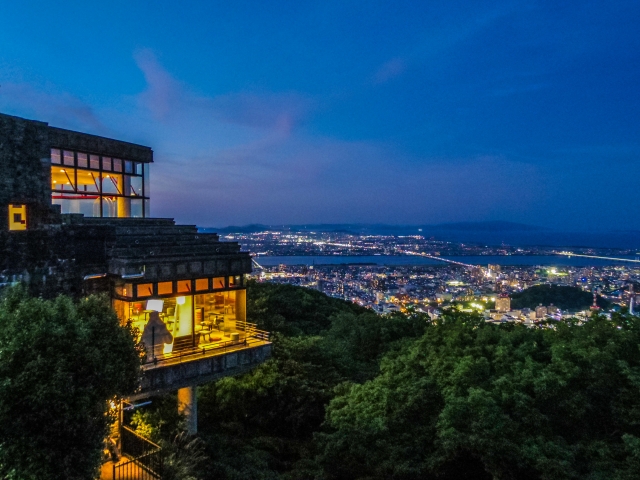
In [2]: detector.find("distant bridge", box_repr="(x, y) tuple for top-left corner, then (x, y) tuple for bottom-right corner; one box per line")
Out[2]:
(398, 250), (482, 270)
(252, 258), (266, 271)
(557, 251), (640, 264)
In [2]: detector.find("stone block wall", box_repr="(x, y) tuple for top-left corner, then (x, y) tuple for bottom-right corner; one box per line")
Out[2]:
(0, 113), (54, 230)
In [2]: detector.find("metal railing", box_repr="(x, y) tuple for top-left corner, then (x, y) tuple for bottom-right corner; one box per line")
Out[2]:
(114, 426), (163, 479)
(236, 320), (271, 341)
(142, 321), (271, 368)
(113, 452), (161, 480)
(143, 334), (270, 369)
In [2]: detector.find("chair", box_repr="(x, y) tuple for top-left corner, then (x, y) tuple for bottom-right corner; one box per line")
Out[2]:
(224, 303), (235, 315)
(172, 335), (199, 353)
(163, 306), (176, 327)
(213, 294), (224, 309)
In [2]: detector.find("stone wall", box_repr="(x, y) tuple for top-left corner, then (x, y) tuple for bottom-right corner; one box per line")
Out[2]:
(131, 343), (272, 400)
(0, 224), (114, 298)
(0, 113), (54, 229)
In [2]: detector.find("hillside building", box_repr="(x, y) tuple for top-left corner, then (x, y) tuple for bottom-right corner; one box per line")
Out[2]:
(495, 294), (511, 312)
(0, 112), (271, 472)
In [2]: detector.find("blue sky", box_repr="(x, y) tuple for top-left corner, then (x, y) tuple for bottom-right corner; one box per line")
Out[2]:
(1, 1), (639, 229)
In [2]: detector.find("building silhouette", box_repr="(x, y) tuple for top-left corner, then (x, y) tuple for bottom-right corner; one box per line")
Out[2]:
(0, 113), (271, 461)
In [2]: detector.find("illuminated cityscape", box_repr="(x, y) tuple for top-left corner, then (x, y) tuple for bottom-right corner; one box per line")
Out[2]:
(215, 229), (640, 320)
(0, 1), (639, 479)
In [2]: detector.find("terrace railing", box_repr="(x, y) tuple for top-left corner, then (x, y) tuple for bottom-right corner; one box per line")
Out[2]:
(235, 320), (271, 341)
(143, 333), (270, 369)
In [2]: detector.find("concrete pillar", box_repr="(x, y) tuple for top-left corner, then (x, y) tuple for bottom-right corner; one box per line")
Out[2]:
(117, 175), (131, 217)
(177, 386), (197, 434)
(236, 289), (246, 322)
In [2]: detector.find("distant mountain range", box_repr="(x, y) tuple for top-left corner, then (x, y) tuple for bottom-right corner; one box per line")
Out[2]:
(203, 221), (543, 234)
(199, 222), (640, 250)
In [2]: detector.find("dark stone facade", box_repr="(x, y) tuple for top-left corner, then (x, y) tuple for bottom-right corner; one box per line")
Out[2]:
(48, 126), (153, 163)
(1, 112), (262, 393)
(0, 222), (114, 297)
(0, 113), (55, 230)
(0, 112), (154, 230)
(0, 215), (252, 298)
(0, 112), (252, 297)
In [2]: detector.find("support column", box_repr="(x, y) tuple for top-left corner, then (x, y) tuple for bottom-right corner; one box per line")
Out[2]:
(177, 386), (197, 434)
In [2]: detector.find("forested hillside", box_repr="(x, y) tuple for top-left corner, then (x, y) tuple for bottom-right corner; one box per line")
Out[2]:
(134, 281), (640, 480)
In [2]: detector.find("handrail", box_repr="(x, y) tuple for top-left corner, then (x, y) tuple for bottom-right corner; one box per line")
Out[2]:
(116, 426), (163, 479)
(143, 333), (270, 369)
(121, 426), (161, 451)
(113, 451), (162, 480)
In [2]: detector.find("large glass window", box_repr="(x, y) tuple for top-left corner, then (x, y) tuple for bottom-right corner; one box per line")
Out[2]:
(136, 283), (154, 297)
(194, 290), (246, 335)
(113, 295), (194, 361)
(177, 280), (192, 294)
(63, 150), (75, 166)
(195, 278), (209, 292)
(131, 199), (143, 218)
(113, 287), (250, 362)
(50, 148), (150, 218)
(77, 152), (88, 168)
(158, 282), (173, 295)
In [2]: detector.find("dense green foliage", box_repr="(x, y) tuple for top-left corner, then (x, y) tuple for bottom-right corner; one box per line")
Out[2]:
(194, 282), (428, 479)
(0, 287), (142, 480)
(137, 281), (640, 479)
(318, 311), (640, 479)
(510, 284), (609, 310)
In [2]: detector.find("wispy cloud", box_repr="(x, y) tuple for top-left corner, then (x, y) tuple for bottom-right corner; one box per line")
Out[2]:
(134, 49), (314, 133)
(134, 49), (184, 121)
(0, 82), (107, 133)
(0, 51), (545, 228)
(373, 58), (406, 84)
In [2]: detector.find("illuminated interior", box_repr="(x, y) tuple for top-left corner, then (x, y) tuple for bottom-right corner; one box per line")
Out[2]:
(112, 276), (249, 361)
(50, 148), (149, 217)
(8, 204), (27, 231)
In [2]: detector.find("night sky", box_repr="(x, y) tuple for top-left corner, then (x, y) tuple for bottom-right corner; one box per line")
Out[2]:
(1, 1), (638, 230)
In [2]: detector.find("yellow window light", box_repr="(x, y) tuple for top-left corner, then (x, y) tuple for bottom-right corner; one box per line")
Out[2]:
(8, 204), (27, 231)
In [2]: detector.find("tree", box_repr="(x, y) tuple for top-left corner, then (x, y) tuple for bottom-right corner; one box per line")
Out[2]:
(0, 287), (142, 480)
(318, 311), (640, 480)
(195, 282), (428, 479)
(510, 284), (609, 310)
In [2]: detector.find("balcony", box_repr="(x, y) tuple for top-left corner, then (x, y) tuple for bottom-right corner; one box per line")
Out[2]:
(130, 322), (271, 400)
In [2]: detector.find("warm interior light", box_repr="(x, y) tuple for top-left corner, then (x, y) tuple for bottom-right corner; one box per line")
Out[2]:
(176, 296), (186, 305)
(146, 299), (164, 312)
(60, 169), (65, 172)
